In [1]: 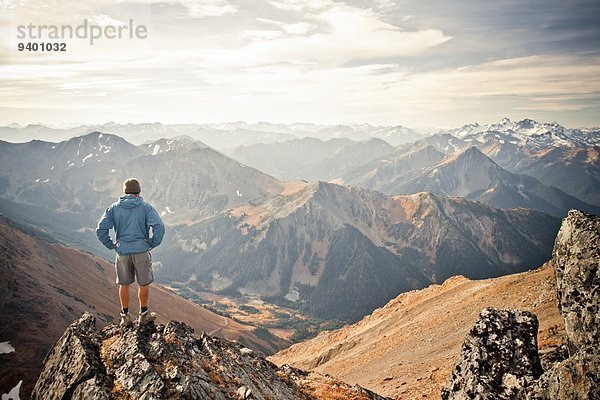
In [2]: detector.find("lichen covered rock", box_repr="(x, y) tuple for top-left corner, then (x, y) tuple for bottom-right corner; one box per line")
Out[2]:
(551, 209), (599, 354)
(441, 308), (542, 399)
(527, 209), (600, 399)
(528, 350), (600, 400)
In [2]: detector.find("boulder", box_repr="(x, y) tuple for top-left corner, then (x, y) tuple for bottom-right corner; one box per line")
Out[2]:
(441, 308), (542, 399)
(30, 313), (110, 400)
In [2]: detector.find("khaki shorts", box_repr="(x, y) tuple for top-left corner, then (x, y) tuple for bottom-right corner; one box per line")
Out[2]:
(115, 251), (154, 286)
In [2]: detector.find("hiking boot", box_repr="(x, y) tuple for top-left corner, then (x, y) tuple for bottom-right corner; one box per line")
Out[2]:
(119, 312), (132, 328)
(138, 310), (156, 326)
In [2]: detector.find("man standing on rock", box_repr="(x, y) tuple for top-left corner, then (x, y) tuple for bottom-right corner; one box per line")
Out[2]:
(96, 178), (165, 327)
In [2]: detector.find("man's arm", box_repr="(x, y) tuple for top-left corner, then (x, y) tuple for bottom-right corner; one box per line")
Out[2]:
(96, 207), (116, 250)
(146, 205), (165, 248)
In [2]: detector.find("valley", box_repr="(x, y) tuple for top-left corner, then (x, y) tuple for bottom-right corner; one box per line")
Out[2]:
(165, 285), (346, 342)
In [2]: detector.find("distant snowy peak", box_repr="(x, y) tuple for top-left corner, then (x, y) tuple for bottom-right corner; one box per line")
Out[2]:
(363, 127), (420, 146)
(74, 131), (125, 145)
(446, 118), (600, 148)
(142, 137), (207, 155)
(449, 123), (484, 138)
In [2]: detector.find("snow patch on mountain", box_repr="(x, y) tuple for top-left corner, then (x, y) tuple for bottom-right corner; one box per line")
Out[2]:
(0, 341), (15, 354)
(1, 380), (21, 400)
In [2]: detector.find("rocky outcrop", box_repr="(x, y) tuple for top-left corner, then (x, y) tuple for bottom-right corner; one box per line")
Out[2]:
(440, 308), (543, 399)
(528, 209), (600, 400)
(30, 312), (110, 400)
(551, 209), (599, 353)
(31, 313), (389, 400)
(529, 351), (600, 400)
(442, 209), (599, 400)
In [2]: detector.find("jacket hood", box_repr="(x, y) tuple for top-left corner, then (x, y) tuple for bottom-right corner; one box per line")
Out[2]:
(118, 194), (144, 209)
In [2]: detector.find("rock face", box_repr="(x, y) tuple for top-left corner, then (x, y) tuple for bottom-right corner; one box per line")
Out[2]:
(31, 313), (389, 400)
(440, 308), (543, 399)
(528, 209), (600, 400)
(551, 209), (599, 353)
(30, 312), (108, 400)
(442, 209), (599, 400)
(530, 351), (600, 400)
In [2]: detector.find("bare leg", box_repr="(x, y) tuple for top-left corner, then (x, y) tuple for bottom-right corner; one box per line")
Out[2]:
(119, 285), (130, 310)
(139, 284), (150, 309)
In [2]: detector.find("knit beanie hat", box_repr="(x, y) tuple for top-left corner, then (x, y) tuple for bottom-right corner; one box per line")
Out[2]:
(123, 178), (141, 194)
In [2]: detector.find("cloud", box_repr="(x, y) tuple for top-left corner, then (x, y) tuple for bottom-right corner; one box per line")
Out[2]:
(90, 14), (127, 27)
(105, 0), (238, 18)
(372, 0), (396, 11)
(256, 18), (314, 35)
(182, 53), (600, 123)
(181, 0), (238, 18)
(1, 0), (599, 128)
(428, 56), (600, 101)
(268, 0), (333, 12)
(216, 3), (451, 66)
(0, 0), (23, 10)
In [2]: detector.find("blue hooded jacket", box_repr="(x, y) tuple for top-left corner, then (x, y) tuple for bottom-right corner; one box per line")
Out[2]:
(96, 195), (165, 255)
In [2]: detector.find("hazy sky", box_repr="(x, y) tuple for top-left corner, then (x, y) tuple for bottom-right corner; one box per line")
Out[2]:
(1, 0), (599, 128)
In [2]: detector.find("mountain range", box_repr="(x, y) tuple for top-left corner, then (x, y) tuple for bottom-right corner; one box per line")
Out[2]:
(0, 132), (285, 254)
(340, 145), (600, 217)
(0, 119), (597, 323)
(3, 118), (597, 211)
(336, 119), (600, 209)
(0, 121), (426, 148)
(161, 181), (560, 321)
(0, 128), (578, 324)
